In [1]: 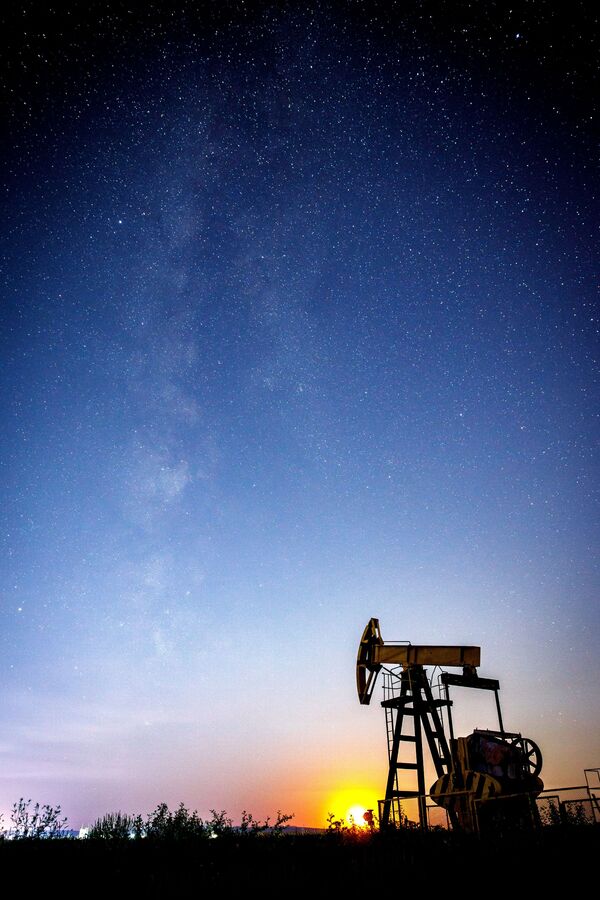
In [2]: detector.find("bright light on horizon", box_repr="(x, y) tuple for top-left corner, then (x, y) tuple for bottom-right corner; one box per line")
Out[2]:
(347, 804), (367, 824)
(325, 786), (379, 826)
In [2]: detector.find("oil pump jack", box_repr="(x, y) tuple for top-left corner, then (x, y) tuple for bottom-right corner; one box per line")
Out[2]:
(357, 618), (544, 831)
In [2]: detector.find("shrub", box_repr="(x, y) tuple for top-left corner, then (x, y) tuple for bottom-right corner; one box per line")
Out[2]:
(10, 798), (68, 839)
(145, 802), (205, 840)
(84, 804), (294, 842)
(238, 809), (294, 836)
(271, 811), (294, 836)
(88, 811), (137, 840)
(208, 809), (233, 837)
(326, 811), (372, 841)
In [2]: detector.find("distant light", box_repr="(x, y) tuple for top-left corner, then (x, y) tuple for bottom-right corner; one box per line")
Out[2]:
(347, 804), (367, 824)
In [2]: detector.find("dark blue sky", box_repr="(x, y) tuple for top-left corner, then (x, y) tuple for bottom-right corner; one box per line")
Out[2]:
(1, 2), (598, 826)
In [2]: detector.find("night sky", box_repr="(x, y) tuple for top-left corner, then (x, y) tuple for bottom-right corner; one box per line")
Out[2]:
(1, 2), (598, 828)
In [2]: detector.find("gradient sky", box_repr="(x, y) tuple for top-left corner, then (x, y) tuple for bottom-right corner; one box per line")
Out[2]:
(1, 2), (598, 829)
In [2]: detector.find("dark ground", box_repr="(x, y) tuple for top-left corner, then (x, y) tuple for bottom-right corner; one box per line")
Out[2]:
(1, 825), (596, 892)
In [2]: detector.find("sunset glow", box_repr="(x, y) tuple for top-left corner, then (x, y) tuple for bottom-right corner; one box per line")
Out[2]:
(347, 805), (368, 825)
(325, 787), (379, 827)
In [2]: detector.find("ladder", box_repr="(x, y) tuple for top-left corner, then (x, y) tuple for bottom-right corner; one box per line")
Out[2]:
(380, 664), (454, 830)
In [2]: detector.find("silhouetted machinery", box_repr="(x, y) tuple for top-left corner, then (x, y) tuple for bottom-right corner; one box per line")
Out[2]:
(357, 618), (544, 831)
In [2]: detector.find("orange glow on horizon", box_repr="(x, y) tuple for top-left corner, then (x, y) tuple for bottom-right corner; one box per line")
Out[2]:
(347, 804), (367, 824)
(324, 785), (379, 826)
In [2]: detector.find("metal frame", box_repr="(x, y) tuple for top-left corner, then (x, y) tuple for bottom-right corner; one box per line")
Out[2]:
(357, 617), (550, 833)
(584, 768), (600, 823)
(440, 671), (504, 741)
(380, 664), (454, 830)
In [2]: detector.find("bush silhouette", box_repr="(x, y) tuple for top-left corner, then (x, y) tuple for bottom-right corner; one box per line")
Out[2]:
(88, 811), (139, 841)
(83, 803), (293, 841)
(145, 802), (205, 840)
(10, 798), (67, 839)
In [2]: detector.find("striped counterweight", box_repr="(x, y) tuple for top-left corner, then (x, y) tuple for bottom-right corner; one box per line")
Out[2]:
(430, 770), (502, 811)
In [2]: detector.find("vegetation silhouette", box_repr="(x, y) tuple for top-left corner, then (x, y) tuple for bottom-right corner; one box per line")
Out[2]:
(0, 798), (597, 890)
(9, 798), (67, 839)
(87, 803), (294, 841)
